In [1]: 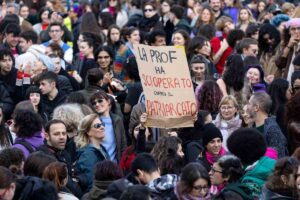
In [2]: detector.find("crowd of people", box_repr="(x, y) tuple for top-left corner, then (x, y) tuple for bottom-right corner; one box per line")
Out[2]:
(0, 0), (300, 199)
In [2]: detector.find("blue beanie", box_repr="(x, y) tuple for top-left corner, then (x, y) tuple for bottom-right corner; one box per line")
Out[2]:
(271, 14), (290, 27)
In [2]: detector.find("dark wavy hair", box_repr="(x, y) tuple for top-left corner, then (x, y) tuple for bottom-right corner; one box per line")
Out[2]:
(187, 35), (210, 60)
(94, 160), (123, 181)
(285, 91), (300, 124)
(217, 155), (243, 183)
(94, 45), (114, 69)
(222, 54), (245, 91)
(258, 23), (281, 54)
(177, 162), (210, 196)
(14, 110), (43, 137)
(197, 80), (223, 113)
(267, 78), (289, 115)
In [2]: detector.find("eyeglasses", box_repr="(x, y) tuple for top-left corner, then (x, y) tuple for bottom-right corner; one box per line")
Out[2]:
(92, 99), (105, 106)
(98, 56), (110, 59)
(93, 122), (105, 129)
(210, 168), (223, 174)
(290, 27), (300, 32)
(144, 9), (154, 12)
(220, 106), (234, 111)
(193, 185), (208, 191)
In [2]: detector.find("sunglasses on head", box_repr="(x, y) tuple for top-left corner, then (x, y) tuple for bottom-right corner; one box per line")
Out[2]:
(92, 99), (105, 106)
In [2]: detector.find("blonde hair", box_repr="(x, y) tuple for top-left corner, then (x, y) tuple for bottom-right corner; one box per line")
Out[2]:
(292, 6), (300, 18)
(282, 2), (295, 14)
(237, 8), (256, 25)
(75, 114), (99, 149)
(219, 95), (239, 110)
(215, 16), (233, 31)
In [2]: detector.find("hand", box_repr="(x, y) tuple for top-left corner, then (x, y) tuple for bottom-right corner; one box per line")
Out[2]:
(288, 36), (299, 48)
(103, 72), (113, 84)
(140, 113), (147, 126)
(168, 131), (178, 137)
(220, 39), (229, 51)
(265, 75), (274, 84)
(72, 71), (82, 83)
(23, 61), (32, 74)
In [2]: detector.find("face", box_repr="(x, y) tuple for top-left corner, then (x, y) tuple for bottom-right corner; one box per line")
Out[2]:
(46, 123), (67, 150)
(6, 33), (19, 48)
(51, 57), (62, 74)
(39, 80), (55, 95)
(190, 178), (209, 198)
(210, 0), (221, 12)
(0, 183), (16, 200)
(206, 137), (222, 156)
(49, 25), (64, 42)
(19, 37), (31, 52)
(246, 67), (260, 84)
(88, 118), (105, 141)
(201, 9), (211, 23)
(220, 101), (237, 120)
(247, 96), (258, 119)
(223, 21), (235, 34)
(41, 10), (50, 23)
(127, 30), (140, 44)
(110, 28), (120, 43)
(20, 6), (29, 19)
(187, 0), (196, 7)
(144, 5), (156, 18)
(29, 93), (40, 106)
(192, 63), (206, 80)
(0, 55), (13, 74)
(79, 42), (93, 57)
(198, 41), (211, 56)
(209, 163), (225, 185)
(32, 60), (47, 77)
(172, 33), (185, 46)
(290, 25), (300, 41)
(263, 33), (275, 47)
(244, 44), (259, 57)
(177, 144), (184, 158)
(153, 36), (166, 46)
(251, 31), (259, 40)
(97, 51), (111, 70)
(108, 0), (118, 7)
(224, 0), (233, 7)
(293, 79), (300, 95)
(257, 2), (266, 13)
(296, 166), (300, 191)
(92, 98), (111, 115)
(240, 9), (249, 21)
(161, 2), (171, 14)
(241, 105), (255, 125)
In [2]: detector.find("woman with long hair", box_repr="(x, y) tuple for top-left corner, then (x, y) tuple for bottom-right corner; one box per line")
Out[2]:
(107, 25), (123, 55)
(176, 162), (212, 199)
(197, 80), (223, 119)
(236, 8), (256, 32)
(172, 29), (190, 53)
(75, 114), (108, 190)
(192, 7), (215, 36)
(102, 0), (128, 28)
(261, 157), (299, 199)
(43, 162), (78, 200)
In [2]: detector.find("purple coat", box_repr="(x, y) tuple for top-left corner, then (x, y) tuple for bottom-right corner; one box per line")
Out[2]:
(13, 132), (44, 158)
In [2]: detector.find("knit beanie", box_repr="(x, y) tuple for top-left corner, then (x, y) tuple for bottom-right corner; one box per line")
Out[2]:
(202, 123), (223, 147)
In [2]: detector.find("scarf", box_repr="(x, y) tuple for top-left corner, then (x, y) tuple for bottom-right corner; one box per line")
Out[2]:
(205, 147), (227, 165)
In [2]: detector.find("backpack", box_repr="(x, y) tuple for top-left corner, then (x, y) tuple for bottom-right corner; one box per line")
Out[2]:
(14, 139), (35, 153)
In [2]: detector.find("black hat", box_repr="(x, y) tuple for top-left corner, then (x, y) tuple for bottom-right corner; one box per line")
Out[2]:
(202, 123), (223, 147)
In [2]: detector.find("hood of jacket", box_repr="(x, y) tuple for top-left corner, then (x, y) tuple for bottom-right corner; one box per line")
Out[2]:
(147, 174), (179, 193)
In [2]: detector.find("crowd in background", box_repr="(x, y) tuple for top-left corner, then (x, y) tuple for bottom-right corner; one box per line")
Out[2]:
(0, 0), (300, 199)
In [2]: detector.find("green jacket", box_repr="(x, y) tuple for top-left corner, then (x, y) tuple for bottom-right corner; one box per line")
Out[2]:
(241, 156), (276, 198)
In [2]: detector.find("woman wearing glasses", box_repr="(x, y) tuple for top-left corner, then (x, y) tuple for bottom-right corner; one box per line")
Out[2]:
(75, 114), (108, 190)
(175, 162), (211, 199)
(213, 95), (241, 151)
(209, 155), (253, 199)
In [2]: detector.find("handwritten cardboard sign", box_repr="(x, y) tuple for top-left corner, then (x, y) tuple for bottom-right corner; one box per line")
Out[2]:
(133, 44), (197, 128)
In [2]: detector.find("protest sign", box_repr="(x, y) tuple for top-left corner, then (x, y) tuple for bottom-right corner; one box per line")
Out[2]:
(133, 44), (197, 128)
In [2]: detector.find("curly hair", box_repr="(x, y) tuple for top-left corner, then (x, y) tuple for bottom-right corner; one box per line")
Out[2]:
(258, 23), (281, 53)
(222, 54), (244, 91)
(197, 80), (223, 113)
(14, 110), (43, 137)
(217, 155), (243, 183)
(265, 157), (299, 197)
(227, 128), (266, 165)
(285, 91), (300, 124)
(151, 136), (182, 169)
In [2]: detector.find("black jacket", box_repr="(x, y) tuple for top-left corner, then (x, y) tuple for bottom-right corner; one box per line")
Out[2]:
(42, 90), (67, 119)
(0, 80), (14, 116)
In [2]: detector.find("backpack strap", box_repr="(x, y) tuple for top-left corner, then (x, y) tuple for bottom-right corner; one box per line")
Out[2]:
(14, 139), (35, 153)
